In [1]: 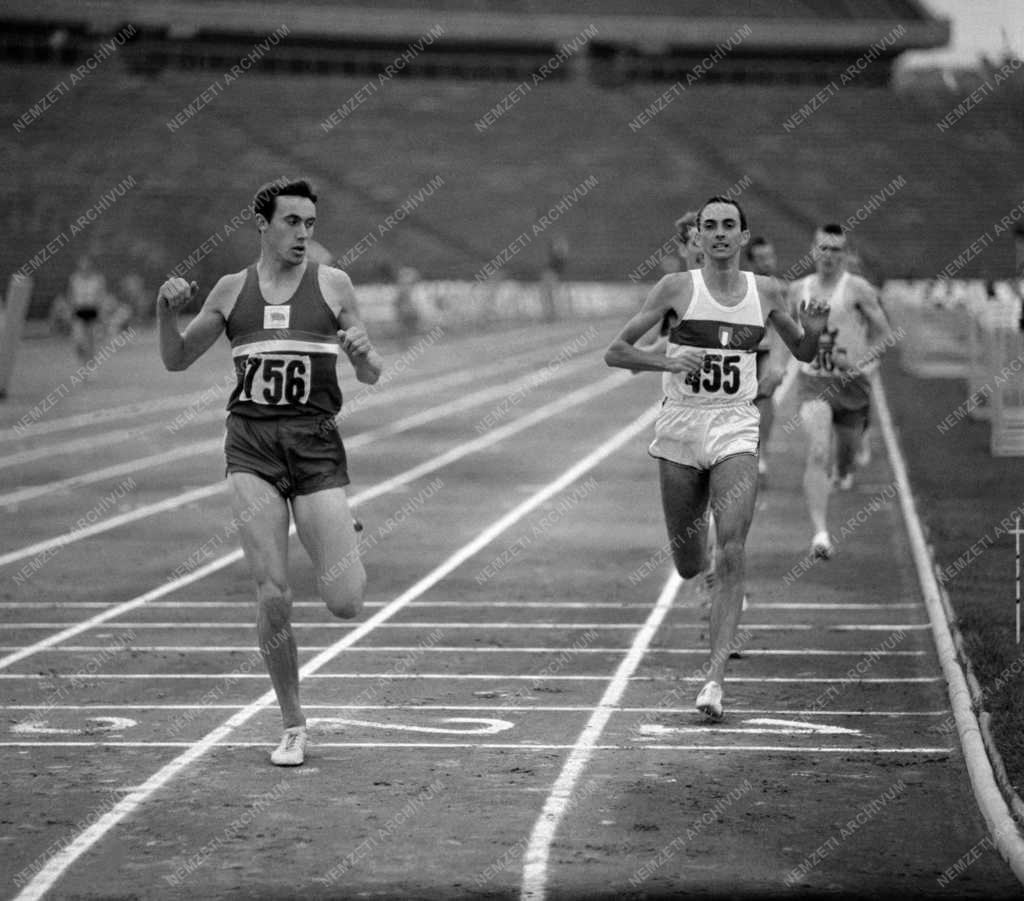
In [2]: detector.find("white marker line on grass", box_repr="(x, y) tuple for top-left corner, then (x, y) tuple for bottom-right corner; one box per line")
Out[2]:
(873, 371), (1024, 882)
(10, 393), (657, 901)
(520, 571), (683, 901)
(0, 373), (633, 671)
(0, 354), (594, 507)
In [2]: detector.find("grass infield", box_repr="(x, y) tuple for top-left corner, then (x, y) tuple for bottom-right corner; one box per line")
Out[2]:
(884, 355), (1024, 802)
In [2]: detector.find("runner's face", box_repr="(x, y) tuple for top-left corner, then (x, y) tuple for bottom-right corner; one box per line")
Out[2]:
(680, 229), (704, 269)
(812, 231), (846, 276)
(750, 244), (776, 276)
(263, 195), (317, 267)
(698, 203), (748, 262)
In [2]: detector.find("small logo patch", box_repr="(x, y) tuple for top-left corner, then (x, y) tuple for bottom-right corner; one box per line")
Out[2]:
(264, 305), (290, 330)
(718, 326), (733, 347)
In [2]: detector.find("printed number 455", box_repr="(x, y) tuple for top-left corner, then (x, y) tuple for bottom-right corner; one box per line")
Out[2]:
(686, 353), (741, 394)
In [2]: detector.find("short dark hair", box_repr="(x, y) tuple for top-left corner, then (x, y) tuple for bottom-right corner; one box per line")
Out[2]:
(698, 195), (747, 232)
(746, 235), (771, 261)
(819, 223), (844, 237)
(253, 178), (317, 223)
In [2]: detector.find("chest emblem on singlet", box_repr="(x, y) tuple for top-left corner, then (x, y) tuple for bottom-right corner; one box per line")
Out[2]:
(263, 305), (291, 330)
(718, 326), (733, 347)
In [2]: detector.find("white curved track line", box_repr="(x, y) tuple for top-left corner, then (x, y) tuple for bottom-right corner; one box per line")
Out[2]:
(0, 373), (632, 671)
(11, 397), (657, 901)
(872, 370), (1024, 885)
(520, 570), (682, 901)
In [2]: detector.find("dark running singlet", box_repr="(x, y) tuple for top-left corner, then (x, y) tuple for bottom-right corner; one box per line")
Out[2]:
(225, 262), (342, 419)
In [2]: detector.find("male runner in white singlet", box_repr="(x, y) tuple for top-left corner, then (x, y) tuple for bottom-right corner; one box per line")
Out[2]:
(746, 236), (790, 485)
(605, 196), (828, 719)
(788, 223), (892, 560)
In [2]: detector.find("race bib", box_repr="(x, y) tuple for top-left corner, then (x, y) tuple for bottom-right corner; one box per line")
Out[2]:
(683, 351), (743, 395)
(239, 354), (311, 406)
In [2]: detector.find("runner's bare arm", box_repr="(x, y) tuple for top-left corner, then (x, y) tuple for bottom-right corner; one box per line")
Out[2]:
(850, 279), (895, 371)
(322, 267), (384, 385)
(157, 274), (238, 371)
(604, 274), (702, 374)
(763, 276), (826, 363)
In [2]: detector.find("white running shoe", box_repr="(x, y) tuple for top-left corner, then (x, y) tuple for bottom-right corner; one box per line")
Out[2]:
(811, 531), (834, 560)
(271, 726), (308, 766)
(695, 681), (724, 720)
(855, 435), (871, 468)
(837, 473), (855, 491)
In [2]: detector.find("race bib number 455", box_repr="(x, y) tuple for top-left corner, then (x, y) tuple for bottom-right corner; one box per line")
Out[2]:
(239, 354), (311, 405)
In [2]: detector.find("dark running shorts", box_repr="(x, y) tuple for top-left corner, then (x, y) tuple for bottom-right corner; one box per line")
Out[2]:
(795, 371), (871, 431)
(224, 413), (349, 499)
(73, 307), (99, 322)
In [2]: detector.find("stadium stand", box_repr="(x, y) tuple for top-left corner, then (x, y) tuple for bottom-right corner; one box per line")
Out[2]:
(5, 0), (1022, 323)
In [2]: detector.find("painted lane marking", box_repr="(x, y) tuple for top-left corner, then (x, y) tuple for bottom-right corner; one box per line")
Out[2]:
(10, 389), (655, 901)
(308, 716), (514, 735)
(0, 373), (633, 672)
(10, 716), (137, 735)
(636, 718), (861, 737)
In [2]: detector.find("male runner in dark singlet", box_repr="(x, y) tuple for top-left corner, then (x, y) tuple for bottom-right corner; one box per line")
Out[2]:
(158, 178), (383, 765)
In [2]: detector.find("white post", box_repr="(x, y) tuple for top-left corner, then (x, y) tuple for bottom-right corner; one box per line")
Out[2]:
(0, 274), (33, 399)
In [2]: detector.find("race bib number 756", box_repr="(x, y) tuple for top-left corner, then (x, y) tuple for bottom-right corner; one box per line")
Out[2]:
(239, 354), (311, 405)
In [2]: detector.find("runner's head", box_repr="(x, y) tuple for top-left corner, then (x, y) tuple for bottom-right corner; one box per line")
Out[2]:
(254, 178), (318, 267)
(696, 196), (749, 265)
(674, 211), (704, 269)
(746, 236), (777, 276)
(811, 223), (846, 277)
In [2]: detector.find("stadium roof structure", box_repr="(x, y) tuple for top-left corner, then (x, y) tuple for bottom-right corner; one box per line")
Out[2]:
(6, 0), (949, 63)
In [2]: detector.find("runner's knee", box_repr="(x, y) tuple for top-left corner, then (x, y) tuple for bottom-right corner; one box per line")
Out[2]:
(256, 580), (292, 623)
(671, 544), (705, 579)
(320, 562), (365, 619)
(716, 538), (745, 576)
(806, 439), (831, 470)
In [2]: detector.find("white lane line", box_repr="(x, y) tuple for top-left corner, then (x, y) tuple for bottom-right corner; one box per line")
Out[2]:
(0, 600), (656, 609)
(0, 385), (231, 443)
(0, 326), (590, 445)
(10, 395), (657, 901)
(4, 645), (929, 656)
(0, 448), (209, 509)
(0, 622), (932, 631)
(0, 373), (633, 671)
(0, 353), (594, 508)
(2, 705), (950, 716)
(520, 571), (682, 901)
(0, 338), (584, 470)
(0, 674), (944, 682)
(0, 600), (921, 611)
(753, 603), (919, 610)
(0, 741), (953, 754)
